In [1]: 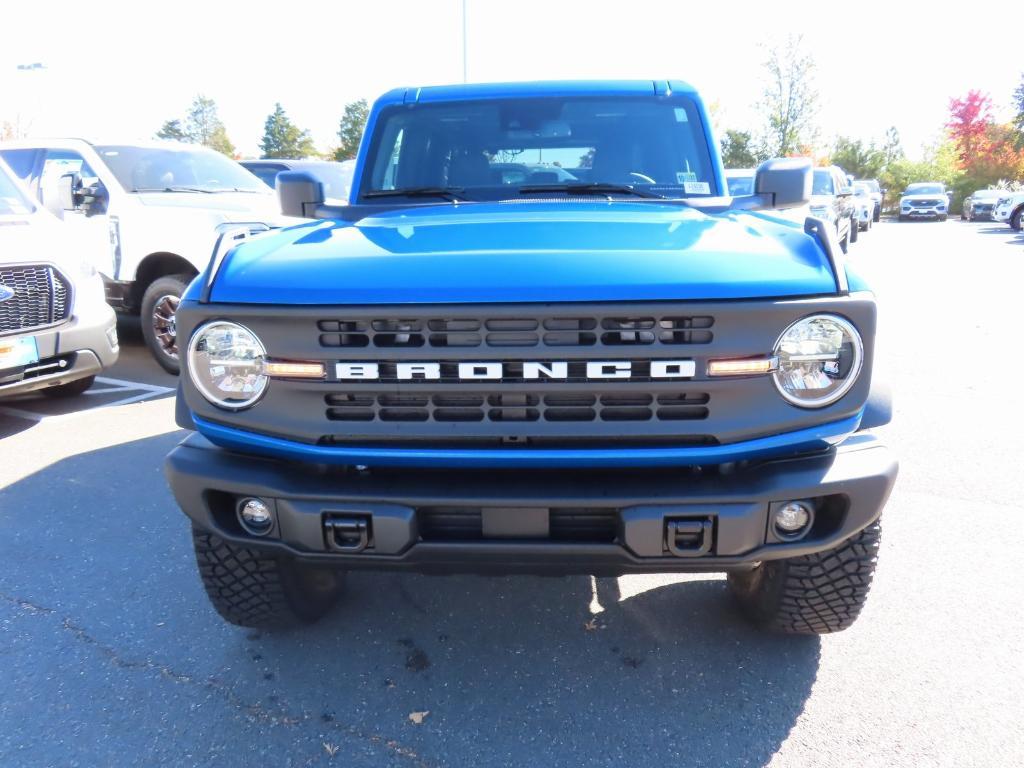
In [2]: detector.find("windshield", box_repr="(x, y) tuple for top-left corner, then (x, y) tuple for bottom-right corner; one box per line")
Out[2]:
(726, 175), (754, 195)
(853, 183), (870, 196)
(973, 189), (1001, 199)
(0, 162), (36, 216)
(904, 183), (945, 195)
(812, 169), (834, 196)
(860, 179), (880, 193)
(96, 145), (266, 193)
(359, 95), (717, 201)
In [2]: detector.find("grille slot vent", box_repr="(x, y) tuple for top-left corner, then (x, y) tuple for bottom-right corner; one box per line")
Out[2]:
(0, 265), (71, 335)
(318, 314), (713, 348)
(325, 391), (709, 423)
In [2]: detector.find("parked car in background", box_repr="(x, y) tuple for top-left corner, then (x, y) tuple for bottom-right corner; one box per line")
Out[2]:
(809, 166), (857, 252)
(0, 158), (118, 398)
(992, 191), (1024, 230)
(724, 168), (755, 196)
(852, 181), (874, 231)
(898, 183), (949, 221)
(961, 189), (1003, 221)
(0, 139), (291, 372)
(241, 158), (355, 203)
(857, 179), (883, 221)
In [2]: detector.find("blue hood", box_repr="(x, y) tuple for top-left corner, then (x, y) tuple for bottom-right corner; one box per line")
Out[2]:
(208, 201), (838, 304)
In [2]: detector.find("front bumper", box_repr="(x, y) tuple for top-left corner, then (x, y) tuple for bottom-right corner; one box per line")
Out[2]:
(0, 303), (119, 398)
(164, 431), (898, 575)
(901, 207), (945, 218)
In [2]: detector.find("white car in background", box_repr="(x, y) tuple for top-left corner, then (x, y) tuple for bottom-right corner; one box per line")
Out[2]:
(0, 158), (118, 398)
(898, 182), (950, 221)
(852, 181), (875, 231)
(992, 192), (1024, 230)
(0, 139), (293, 373)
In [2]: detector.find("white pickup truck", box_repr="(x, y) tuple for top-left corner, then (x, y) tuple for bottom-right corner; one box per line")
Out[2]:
(1, 157), (118, 397)
(0, 139), (289, 372)
(992, 191), (1024, 230)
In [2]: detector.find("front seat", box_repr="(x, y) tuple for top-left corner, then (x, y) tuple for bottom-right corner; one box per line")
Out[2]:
(447, 150), (490, 187)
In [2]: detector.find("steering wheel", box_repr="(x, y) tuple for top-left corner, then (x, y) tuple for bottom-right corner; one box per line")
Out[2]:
(628, 172), (657, 185)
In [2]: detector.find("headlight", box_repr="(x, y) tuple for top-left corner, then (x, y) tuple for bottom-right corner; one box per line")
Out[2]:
(809, 205), (833, 220)
(187, 321), (268, 410)
(773, 314), (863, 408)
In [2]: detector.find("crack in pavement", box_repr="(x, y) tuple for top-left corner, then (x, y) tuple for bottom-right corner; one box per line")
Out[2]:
(1, 591), (434, 768)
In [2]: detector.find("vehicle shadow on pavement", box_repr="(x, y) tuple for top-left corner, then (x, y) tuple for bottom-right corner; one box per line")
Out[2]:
(0, 433), (820, 768)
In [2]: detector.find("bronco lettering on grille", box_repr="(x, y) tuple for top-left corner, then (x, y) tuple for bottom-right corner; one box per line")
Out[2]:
(334, 360), (696, 381)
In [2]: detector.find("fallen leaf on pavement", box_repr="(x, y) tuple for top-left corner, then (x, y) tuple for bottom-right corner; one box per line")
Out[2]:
(408, 711), (430, 725)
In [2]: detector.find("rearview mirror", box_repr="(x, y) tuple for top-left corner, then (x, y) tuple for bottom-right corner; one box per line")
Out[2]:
(754, 157), (812, 209)
(277, 170), (325, 218)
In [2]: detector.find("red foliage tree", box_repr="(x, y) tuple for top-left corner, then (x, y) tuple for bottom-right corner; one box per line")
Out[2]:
(947, 90), (993, 167)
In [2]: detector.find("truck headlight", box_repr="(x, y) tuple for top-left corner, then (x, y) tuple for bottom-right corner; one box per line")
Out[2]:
(187, 321), (268, 410)
(773, 314), (863, 408)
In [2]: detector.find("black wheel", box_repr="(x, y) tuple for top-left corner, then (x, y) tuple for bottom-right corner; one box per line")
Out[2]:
(192, 526), (344, 629)
(1012, 208), (1023, 231)
(872, 205), (880, 223)
(41, 375), (95, 398)
(728, 520), (881, 634)
(838, 224), (850, 254)
(849, 215), (859, 243)
(939, 215), (947, 222)
(898, 214), (907, 222)
(140, 274), (192, 375)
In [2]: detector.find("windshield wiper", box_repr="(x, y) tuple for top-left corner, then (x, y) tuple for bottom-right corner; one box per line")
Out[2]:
(363, 186), (466, 201)
(518, 183), (665, 199)
(132, 186), (215, 194)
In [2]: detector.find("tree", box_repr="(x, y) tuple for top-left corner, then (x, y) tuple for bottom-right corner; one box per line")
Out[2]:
(720, 129), (766, 168)
(946, 90), (993, 166)
(1012, 73), (1024, 149)
(155, 119), (186, 141)
(882, 126), (904, 166)
(334, 99), (369, 161)
(259, 103), (317, 159)
(759, 35), (819, 157)
(184, 95), (236, 156)
(829, 137), (885, 179)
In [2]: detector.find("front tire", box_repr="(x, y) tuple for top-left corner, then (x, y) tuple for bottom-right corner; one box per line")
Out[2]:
(192, 527), (344, 629)
(140, 273), (192, 375)
(41, 375), (95, 398)
(728, 520), (881, 634)
(849, 215), (859, 243)
(1012, 208), (1023, 231)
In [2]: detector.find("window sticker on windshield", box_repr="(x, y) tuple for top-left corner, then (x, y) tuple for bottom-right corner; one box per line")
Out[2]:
(674, 108), (689, 122)
(683, 181), (710, 195)
(676, 171), (697, 183)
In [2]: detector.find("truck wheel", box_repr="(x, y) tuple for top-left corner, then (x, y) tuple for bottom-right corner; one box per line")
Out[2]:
(41, 375), (95, 398)
(873, 205), (880, 223)
(849, 216), (859, 243)
(192, 527), (344, 629)
(727, 520), (881, 635)
(141, 274), (192, 375)
(1012, 208), (1023, 231)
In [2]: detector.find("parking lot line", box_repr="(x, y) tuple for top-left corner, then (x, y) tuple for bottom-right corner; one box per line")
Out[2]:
(0, 377), (175, 423)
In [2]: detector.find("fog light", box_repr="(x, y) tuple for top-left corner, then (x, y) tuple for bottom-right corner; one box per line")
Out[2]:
(774, 501), (812, 537)
(238, 498), (273, 536)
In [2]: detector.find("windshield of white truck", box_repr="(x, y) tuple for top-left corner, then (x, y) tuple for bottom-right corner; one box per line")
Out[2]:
(96, 145), (266, 194)
(359, 95), (717, 202)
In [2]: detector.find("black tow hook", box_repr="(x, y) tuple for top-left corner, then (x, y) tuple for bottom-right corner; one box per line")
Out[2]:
(323, 516), (371, 553)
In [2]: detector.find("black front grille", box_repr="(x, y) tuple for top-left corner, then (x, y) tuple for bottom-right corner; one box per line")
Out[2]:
(318, 313), (713, 348)
(909, 199), (938, 207)
(326, 391), (710, 423)
(418, 506), (618, 543)
(0, 264), (72, 334)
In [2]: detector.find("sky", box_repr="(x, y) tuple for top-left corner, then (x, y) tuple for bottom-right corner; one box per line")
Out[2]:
(2, 0), (1021, 161)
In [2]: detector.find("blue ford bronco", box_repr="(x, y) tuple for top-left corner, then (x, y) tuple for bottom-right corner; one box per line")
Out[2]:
(164, 81), (897, 634)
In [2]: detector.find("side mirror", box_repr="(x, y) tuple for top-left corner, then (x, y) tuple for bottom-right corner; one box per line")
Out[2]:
(277, 170), (325, 218)
(58, 172), (81, 211)
(754, 157), (812, 209)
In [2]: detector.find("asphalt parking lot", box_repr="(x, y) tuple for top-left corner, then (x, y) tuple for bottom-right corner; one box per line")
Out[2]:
(2, 219), (1023, 768)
